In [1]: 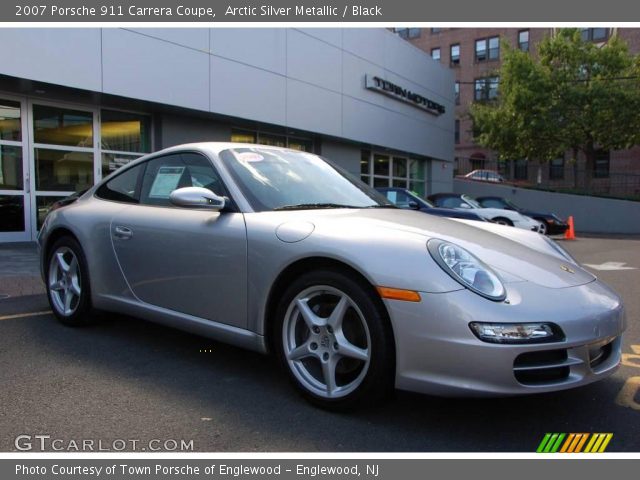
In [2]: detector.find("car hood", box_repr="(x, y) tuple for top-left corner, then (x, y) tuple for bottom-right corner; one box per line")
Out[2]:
(267, 208), (595, 289)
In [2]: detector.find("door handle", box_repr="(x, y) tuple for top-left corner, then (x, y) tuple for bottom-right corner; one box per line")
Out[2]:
(113, 226), (133, 240)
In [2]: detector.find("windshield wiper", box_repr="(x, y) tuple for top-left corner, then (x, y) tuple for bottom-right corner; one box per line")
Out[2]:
(363, 204), (397, 209)
(274, 203), (364, 211)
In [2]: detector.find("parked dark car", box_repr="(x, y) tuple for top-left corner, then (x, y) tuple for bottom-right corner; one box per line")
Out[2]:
(475, 196), (568, 236)
(377, 188), (486, 222)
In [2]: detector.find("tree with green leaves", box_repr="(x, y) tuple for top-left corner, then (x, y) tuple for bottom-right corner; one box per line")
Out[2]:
(470, 29), (640, 186)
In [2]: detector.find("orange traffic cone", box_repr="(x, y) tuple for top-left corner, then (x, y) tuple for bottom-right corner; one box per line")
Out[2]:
(564, 216), (576, 240)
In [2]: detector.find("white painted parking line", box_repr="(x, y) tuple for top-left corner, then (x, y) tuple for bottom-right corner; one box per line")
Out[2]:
(583, 262), (637, 271)
(0, 310), (52, 321)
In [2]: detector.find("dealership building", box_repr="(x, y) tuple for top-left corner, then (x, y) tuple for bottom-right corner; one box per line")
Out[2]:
(0, 28), (454, 242)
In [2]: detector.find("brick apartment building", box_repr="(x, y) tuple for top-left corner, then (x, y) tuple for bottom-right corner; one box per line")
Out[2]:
(396, 27), (640, 199)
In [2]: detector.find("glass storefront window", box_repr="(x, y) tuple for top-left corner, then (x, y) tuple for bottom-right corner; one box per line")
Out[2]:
(361, 150), (427, 194)
(409, 181), (426, 196)
(231, 129), (313, 152)
(0, 145), (23, 190)
(373, 154), (390, 176)
(393, 157), (407, 178)
(33, 105), (93, 147)
(231, 130), (257, 143)
(101, 152), (143, 178)
(287, 138), (313, 152)
(373, 177), (389, 188)
(101, 110), (151, 153)
(0, 195), (24, 232)
(0, 100), (21, 141)
(35, 148), (93, 192)
(259, 134), (286, 148)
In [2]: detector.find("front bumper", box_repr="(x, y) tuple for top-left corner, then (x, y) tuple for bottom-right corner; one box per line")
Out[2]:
(386, 279), (625, 396)
(547, 221), (569, 236)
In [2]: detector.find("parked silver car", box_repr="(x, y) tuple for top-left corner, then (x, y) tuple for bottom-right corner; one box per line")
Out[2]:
(38, 143), (625, 409)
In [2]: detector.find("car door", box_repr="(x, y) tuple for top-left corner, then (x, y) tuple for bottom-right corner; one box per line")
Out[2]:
(110, 151), (248, 329)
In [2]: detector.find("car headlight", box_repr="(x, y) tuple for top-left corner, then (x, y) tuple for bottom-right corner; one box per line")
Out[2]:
(427, 239), (506, 301)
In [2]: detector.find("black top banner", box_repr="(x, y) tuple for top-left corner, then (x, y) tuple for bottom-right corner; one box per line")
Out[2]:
(5, 0), (640, 22)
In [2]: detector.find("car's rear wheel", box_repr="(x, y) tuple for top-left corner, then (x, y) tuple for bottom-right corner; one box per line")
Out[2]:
(46, 236), (94, 326)
(274, 270), (395, 410)
(493, 217), (513, 226)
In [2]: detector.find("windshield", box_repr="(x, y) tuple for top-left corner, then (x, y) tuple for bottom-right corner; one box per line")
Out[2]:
(219, 148), (392, 212)
(461, 194), (482, 208)
(503, 198), (521, 210)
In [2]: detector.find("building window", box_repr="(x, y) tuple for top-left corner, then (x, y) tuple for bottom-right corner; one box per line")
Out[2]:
(518, 30), (530, 52)
(581, 28), (609, 42)
(431, 48), (441, 61)
(514, 159), (528, 180)
(360, 151), (427, 196)
(450, 44), (460, 66)
(431, 28), (442, 34)
(100, 110), (152, 177)
(474, 77), (499, 101)
(454, 120), (460, 144)
(549, 156), (564, 180)
(230, 129), (312, 152)
(594, 150), (610, 178)
(454, 81), (460, 105)
(488, 37), (500, 60)
(395, 28), (421, 39)
(475, 36), (500, 62)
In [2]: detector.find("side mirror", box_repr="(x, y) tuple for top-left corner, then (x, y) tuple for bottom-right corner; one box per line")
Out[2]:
(459, 203), (472, 209)
(408, 201), (420, 210)
(170, 187), (226, 210)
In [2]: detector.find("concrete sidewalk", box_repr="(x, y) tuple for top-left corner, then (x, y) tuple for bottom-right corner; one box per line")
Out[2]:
(0, 242), (45, 299)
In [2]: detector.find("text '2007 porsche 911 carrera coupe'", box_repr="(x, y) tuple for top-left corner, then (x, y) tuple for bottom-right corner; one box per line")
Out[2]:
(38, 143), (625, 410)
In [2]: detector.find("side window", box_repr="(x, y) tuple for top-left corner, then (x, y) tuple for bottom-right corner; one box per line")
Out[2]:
(95, 163), (145, 204)
(481, 199), (503, 208)
(393, 190), (412, 208)
(139, 152), (227, 207)
(441, 197), (464, 208)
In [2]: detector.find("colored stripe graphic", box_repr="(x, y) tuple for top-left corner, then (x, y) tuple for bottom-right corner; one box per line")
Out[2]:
(537, 433), (613, 453)
(574, 433), (589, 452)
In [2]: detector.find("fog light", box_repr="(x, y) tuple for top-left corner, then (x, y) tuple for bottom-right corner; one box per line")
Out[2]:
(469, 322), (564, 344)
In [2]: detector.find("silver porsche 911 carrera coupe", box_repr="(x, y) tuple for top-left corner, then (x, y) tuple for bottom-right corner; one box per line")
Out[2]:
(38, 143), (625, 409)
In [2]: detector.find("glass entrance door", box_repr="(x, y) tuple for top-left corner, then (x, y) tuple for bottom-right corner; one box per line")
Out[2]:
(27, 100), (98, 233)
(0, 96), (32, 242)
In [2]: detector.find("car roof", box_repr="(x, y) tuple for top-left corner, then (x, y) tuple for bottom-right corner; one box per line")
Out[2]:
(159, 142), (301, 156)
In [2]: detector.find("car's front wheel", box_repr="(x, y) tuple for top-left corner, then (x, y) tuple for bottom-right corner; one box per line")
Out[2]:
(537, 220), (548, 235)
(274, 269), (395, 410)
(46, 236), (94, 326)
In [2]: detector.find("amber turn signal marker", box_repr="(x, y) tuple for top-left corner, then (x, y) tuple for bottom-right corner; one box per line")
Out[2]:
(376, 286), (421, 302)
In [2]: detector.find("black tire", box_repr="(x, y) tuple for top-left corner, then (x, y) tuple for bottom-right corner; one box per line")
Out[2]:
(45, 236), (95, 326)
(273, 269), (395, 410)
(492, 217), (513, 226)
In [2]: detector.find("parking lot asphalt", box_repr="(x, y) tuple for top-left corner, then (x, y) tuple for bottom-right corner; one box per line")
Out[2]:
(0, 236), (638, 452)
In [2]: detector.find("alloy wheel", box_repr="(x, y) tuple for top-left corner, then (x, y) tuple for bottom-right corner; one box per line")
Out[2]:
(282, 286), (371, 399)
(48, 246), (82, 316)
